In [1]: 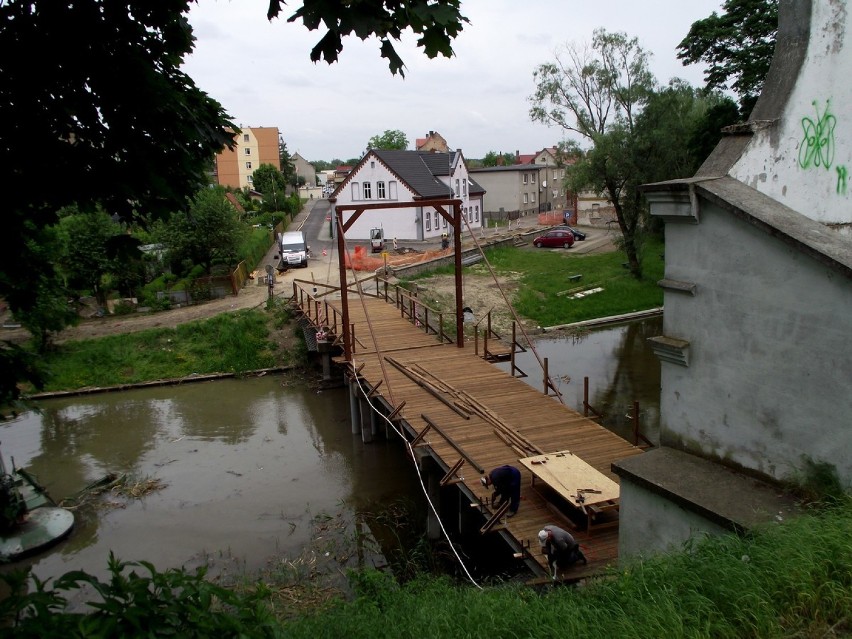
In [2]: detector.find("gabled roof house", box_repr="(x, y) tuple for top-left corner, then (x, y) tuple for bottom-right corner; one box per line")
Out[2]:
(330, 149), (485, 241)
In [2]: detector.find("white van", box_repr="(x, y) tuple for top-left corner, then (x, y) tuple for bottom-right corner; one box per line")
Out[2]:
(276, 231), (310, 271)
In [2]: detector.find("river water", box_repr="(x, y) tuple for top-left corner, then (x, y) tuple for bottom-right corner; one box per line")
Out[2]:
(499, 316), (662, 444)
(0, 317), (661, 588)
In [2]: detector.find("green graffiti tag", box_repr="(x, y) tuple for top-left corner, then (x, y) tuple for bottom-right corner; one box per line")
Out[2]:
(798, 100), (836, 170)
(838, 165), (849, 195)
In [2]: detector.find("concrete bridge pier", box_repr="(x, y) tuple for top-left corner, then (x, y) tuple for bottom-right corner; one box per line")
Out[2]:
(347, 376), (361, 435)
(414, 452), (442, 540)
(358, 396), (375, 443)
(320, 350), (333, 380)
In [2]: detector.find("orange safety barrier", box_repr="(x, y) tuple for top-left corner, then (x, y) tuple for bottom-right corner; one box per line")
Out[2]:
(538, 212), (565, 226)
(344, 244), (454, 272)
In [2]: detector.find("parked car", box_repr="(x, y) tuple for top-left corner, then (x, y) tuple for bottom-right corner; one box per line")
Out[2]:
(533, 229), (575, 249)
(562, 225), (587, 241)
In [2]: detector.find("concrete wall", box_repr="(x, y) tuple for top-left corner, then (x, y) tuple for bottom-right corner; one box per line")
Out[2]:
(470, 167), (540, 217)
(729, 2), (851, 229)
(658, 199), (852, 485)
(618, 480), (728, 558)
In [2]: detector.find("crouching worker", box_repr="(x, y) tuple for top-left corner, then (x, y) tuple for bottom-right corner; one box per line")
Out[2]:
(481, 465), (521, 517)
(538, 525), (587, 579)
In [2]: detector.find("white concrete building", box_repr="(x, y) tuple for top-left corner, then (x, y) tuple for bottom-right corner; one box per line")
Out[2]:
(329, 149), (485, 241)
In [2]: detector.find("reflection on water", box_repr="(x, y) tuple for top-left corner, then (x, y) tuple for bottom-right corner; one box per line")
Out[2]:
(0, 377), (422, 585)
(500, 317), (662, 444)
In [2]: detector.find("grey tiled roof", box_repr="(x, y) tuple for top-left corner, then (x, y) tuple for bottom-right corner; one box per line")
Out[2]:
(372, 150), (452, 198)
(370, 150), (486, 199)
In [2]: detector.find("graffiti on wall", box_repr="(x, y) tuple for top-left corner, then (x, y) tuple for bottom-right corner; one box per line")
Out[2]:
(798, 99), (847, 195)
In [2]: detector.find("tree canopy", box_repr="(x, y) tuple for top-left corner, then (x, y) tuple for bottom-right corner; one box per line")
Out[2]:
(677, 0), (778, 116)
(531, 31), (731, 278)
(160, 188), (249, 276)
(530, 29), (656, 277)
(367, 129), (409, 151)
(0, 0), (467, 413)
(481, 151), (517, 167)
(268, 0), (468, 76)
(278, 138), (296, 187)
(252, 164), (288, 211)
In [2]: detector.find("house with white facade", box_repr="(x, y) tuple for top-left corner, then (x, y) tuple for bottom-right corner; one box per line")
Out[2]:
(329, 149), (485, 241)
(613, 0), (852, 560)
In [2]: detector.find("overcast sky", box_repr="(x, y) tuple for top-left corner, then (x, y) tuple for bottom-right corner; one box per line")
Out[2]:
(182, 0), (725, 162)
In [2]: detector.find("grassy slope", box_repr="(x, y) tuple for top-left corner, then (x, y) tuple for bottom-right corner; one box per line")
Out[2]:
(38, 310), (278, 391)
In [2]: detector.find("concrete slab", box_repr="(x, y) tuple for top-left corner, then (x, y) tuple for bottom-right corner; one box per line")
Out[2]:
(612, 447), (804, 534)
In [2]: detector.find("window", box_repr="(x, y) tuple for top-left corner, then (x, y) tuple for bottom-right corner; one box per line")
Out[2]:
(426, 212), (431, 231)
(363, 182), (372, 199)
(531, 192), (536, 203)
(443, 216), (448, 229)
(553, 170), (558, 181)
(434, 211), (439, 228)
(464, 207), (468, 222)
(463, 179), (467, 196)
(370, 161), (375, 169)
(523, 173), (528, 184)
(351, 182), (361, 199)
(247, 175), (253, 183)
(475, 205), (479, 222)
(377, 181), (386, 198)
(245, 161), (252, 170)
(523, 193), (529, 204)
(244, 148), (251, 155)
(243, 134), (249, 142)
(455, 179), (460, 196)
(531, 173), (536, 184)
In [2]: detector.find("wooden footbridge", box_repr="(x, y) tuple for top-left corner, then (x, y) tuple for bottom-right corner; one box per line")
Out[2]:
(291, 274), (645, 581)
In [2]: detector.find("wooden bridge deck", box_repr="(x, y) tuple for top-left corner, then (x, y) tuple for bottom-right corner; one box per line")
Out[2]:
(296, 281), (644, 580)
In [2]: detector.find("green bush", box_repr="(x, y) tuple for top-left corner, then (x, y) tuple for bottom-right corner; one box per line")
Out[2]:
(0, 552), (282, 638)
(111, 300), (136, 316)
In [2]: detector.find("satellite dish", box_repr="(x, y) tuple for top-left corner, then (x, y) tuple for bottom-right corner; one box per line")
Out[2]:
(265, 264), (274, 276)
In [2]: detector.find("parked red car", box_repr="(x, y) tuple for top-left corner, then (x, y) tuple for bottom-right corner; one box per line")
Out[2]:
(533, 228), (575, 249)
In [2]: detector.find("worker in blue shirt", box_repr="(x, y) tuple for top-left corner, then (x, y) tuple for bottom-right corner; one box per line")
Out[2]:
(481, 465), (522, 516)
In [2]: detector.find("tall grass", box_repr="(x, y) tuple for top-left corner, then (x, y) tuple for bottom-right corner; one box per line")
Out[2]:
(278, 502), (851, 638)
(38, 310), (277, 391)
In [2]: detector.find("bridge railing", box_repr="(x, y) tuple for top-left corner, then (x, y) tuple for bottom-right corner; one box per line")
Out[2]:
(291, 279), (345, 346)
(376, 277), (454, 345)
(291, 275), (454, 350)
